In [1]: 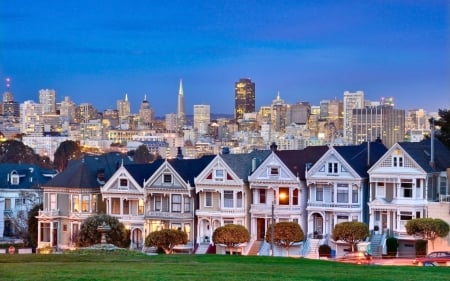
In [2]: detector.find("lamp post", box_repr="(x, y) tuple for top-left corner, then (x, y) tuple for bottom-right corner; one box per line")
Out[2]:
(271, 200), (274, 256)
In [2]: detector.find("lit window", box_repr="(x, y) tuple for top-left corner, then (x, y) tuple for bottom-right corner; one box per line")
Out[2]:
(81, 195), (90, 212)
(138, 199), (144, 215)
(279, 188), (289, 205)
(111, 198), (120, 214)
(40, 223), (50, 242)
(91, 195), (97, 213)
(72, 195), (79, 212)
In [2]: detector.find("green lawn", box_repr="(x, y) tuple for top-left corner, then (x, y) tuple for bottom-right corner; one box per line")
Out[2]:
(1, 251), (449, 281)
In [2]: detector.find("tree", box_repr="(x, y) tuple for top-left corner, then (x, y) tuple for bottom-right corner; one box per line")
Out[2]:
(28, 203), (43, 248)
(145, 229), (188, 254)
(265, 222), (304, 256)
(133, 144), (154, 164)
(405, 218), (450, 250)
(213, 224), (250, 255)
(0, 140), (40, 164)
(78, 214), (129, 248)
(434, 109), (450, 149)
(332, 222), (369, 252)
(53, 140), (82, 172)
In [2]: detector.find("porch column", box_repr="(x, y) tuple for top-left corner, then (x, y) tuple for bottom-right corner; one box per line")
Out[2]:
(37, 221), (41, 246)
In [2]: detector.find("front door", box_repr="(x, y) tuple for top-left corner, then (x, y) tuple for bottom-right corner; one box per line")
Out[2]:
(257, 218), (266, 240)
(313, 214), (323, 238)
(133, 228), (143, 249)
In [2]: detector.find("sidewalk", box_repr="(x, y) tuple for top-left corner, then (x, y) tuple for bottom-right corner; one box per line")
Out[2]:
(372, 258), (414, 266)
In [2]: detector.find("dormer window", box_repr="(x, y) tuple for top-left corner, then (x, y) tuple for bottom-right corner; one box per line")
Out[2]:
(269, 167), (279, 176)
(163, 174), (172, 184)
(327, 162), (339, 174)
(393, 149), (403, 167)
(10, 171), (20, 185)
(214, 169), (224, 181)
(119, 178), (128, 189)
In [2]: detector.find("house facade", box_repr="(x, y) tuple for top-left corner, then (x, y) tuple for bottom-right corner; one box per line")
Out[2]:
(367, 138), (450, 256)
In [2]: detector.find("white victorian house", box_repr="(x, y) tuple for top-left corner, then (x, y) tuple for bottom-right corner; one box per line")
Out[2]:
(368, 138), (450, 256)
(305, 142), (387, 257)
(194, 150), (269, 254)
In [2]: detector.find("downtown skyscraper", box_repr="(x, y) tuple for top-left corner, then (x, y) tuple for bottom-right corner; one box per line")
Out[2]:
(177, 79), (186, 130)
(234, 78), (255, 121)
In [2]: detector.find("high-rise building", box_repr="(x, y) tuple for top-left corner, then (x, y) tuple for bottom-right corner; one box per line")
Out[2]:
(165, 113), (178, 132)
(343, 90), (365, 143)
(117, 93), (131, 121)
(20, 100), (43, 135)
(59, 96), (76, 123)
(138, 94), (154, 129)
(39, 89), (57, 114)
(327, 99), (344, 139)
(75, 103), (98, 123)
(177, 79), (186, 130)
(271, 92), (287, 132)
(286, 102), (311, 125)
(193, 104), (210, 136)
(352, 103), (405, 148)
(234, 78), (255, 120)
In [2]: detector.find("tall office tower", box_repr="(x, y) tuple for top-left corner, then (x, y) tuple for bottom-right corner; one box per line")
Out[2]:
(257, 106), (271, 126)
(2, 79), (19, 117)
(319, 99), (330, 120)
(286, 102), (311, 125)
(103, 109), (120, 128)
(138, 94), (154, 129)
(59, 96), (76, 123)
(271, 91), (287, 132)
(165, 113), (178, 132)
(327, 99), (344, 137)
(177, 79), (186, 130)
(39, 89), (57, 114)
(352, 104), (405, 148)
(117, 93), (131, 121)
(20, 100), (43, 134)
(75, 103), (98, 123)
(193, 104), (210, 136)
(406, 109), (428, 131)
(234, 78), (255, 120)
(343, 90), (365, 143)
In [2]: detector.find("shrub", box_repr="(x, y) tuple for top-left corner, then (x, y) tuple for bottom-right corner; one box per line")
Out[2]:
(78, 214), (129, 248)
(385, 237), (398, 258)
(318, 244), (331, 258)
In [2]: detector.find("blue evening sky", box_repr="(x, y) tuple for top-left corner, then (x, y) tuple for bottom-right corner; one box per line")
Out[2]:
(0, 0), (448, 116)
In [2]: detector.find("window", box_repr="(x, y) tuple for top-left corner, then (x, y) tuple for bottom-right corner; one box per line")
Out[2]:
(172, 194), (182, 212)
(163, 174), (172, 184)
(155, 195), (162, 211)
(138, 199), (144, 215)
(400, 179), (413, 198)
(184, 197), (191, 212)
(352, 186), (358, 203)
(236, 192), (243, 208)
(11, 173), (19, 185)
(171, 223), (181, 230)
(205, 192), (212, 207)
(400, 211), (412, 221)
(111, 198), (120, 214)
(63, 224), (68, 232)
(293, 189), (299, 205)
(40, 223), (50, 242)
(376, 182), (385, 198)
(269, 167), (279, 176)
(327, 162), (338, 174)
(224, 191), (233, 208)
(5, 198), (11, 210)
(123, 199), (129, 215)
(91, 195), (97, 213)
(337, 215), (348, 224)
(72, 195), (79, 212)
(259, 189), (266, 204)
(316, 187), (323, 201)
(214, 169), (224, 181)
(393, 156), (403, 167)
(337, 186), (348, 203)
(81, 195), (90, 212)
(15, 198), (22, 208)
(50, 193), (57, 210)
(279, 187), (289, 205)
(119, 178), (128, 189)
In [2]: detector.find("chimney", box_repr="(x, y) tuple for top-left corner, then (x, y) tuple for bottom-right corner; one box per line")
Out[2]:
(270, 142), (278, 151)
(251, 158), (257, 172)
(176, 147), (184, 160)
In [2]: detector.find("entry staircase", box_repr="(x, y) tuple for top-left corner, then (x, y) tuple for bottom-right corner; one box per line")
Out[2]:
(370, 233), (384, 257)
(303, 239), (321, 259)
(195, 243), (210, 254)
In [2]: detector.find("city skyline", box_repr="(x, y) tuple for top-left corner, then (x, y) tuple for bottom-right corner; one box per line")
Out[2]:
(1, 1), (448, 116)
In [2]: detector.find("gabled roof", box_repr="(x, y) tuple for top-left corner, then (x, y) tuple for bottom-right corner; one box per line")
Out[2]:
(44, 152), (133, 189)
(124, 159), (165, 186)
(168, 155), (215, 186)
(275, 146), (329, 180)
(398, 138), (450, 173)
(221, 150), (271, 180)
(0, 163), (57, 190)
(334, 141), (388, 177)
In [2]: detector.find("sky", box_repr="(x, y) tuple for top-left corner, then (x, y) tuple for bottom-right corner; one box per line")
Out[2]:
(0, 0), (448, 117)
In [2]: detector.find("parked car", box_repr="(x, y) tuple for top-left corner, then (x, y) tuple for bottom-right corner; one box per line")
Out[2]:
(335, 251), (372, 265)
(412, 251), (450, 266)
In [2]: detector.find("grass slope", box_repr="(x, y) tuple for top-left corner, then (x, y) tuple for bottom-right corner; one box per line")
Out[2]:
(1, 252), (449, 281)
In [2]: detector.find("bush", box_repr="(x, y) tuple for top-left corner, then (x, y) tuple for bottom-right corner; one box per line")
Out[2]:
(385, 237), (398, 257)
(415, 240), (427, 257)
(78, 214), (130, 248)
(318, 244), (331, 257)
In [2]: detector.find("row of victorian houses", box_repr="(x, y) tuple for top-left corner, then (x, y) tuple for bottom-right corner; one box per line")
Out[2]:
(33, 138), (450, 257)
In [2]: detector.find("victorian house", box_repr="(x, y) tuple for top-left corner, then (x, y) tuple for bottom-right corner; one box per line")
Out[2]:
(0, 164), (57, 239)
(194, 150), (270, 254)
(143, 156), (214, 252)
(367, 138), (450, 257)
(305, 142), (386, 241)
(36, 153), (131, 251)
(248, 145), (328, 256)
